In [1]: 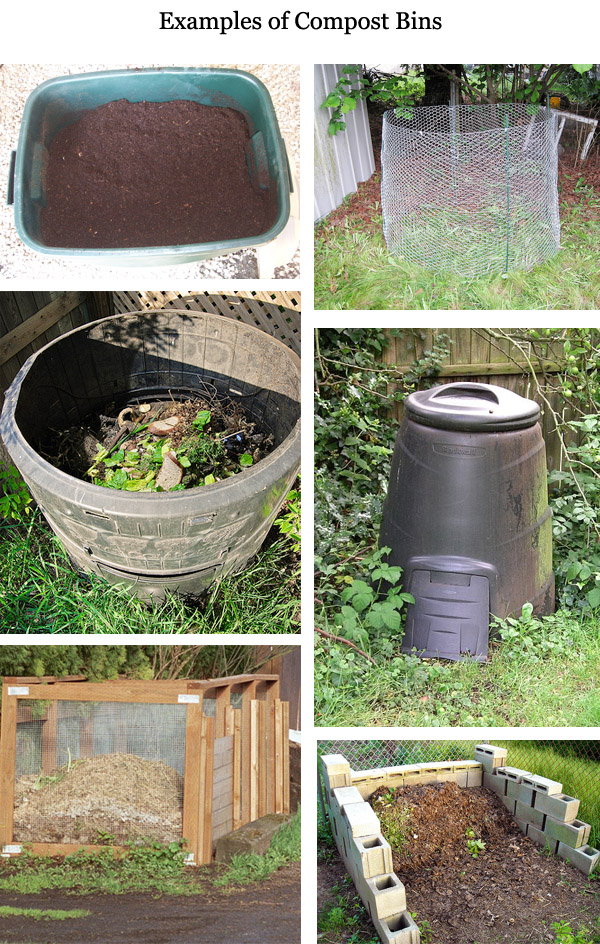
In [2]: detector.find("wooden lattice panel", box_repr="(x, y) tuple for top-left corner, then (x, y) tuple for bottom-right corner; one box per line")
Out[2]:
(112, 291), (301, 355)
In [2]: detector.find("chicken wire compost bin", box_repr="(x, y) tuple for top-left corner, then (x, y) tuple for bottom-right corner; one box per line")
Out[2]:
(381, 103), (561, 277)
(0, 310), (301, 601)
(379, 382), (554, 661)
(0, 674), (290, 864)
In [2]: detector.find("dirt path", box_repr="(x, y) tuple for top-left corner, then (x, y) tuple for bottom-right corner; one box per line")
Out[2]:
(0, 864), (300, 944)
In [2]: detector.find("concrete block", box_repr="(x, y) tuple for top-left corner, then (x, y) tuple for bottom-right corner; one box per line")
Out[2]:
(507, 780), (524, 800)
(321, 754), (352, 791)
(496, 766), (531, 784)
(517, 784), (536, 807)
(500, 795), (517, 815)
(475, 745), (508, 773)
(527, 824), (558, 853)
(466, 766), (483, 787)
(214, 813), (289, 862)
(515, 801), (545, 830)
(333, 786), (366, 811)
(364, 873), (407, 919)
(557, 842), (600, 876)
(483, 772), (507, 797)
(343, 801), (381, 838)
(521, 774), (562, 796)
(351, 835), (393, 879)
(515, 817), (528, 835)
(454, 771), (469, 788)
(533, 793), (580, 822)
(378, 910), (421, 944)
(545, 817), (591, 849)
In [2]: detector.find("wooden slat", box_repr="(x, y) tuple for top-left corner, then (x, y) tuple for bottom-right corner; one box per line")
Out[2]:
(241, 680), (257, 826)
(200, 715), (215, 864)
(17, 682), (194, 704)
(282, 701), (290, 815)
(232, 710), (242, 830)
(257, 700), (267, 819)
(274, 699), (283, 814)
(22, 843), (126, 857)
(0, 682), (18, 845)
(250, 700), (259, 822)
(0, 292), (88, 366)
(182, 701), (202, 863)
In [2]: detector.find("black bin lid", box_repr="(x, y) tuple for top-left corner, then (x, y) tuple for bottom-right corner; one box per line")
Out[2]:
(405, 382), (540, 431)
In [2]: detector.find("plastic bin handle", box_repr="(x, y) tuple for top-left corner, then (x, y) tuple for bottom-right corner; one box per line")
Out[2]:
(7, 151), (16, 206)
(431, 383), (500, 405)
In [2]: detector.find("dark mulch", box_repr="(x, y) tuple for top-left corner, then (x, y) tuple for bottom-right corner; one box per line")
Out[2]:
(319, 103), (600, 234)
(318, 784), (600, 944)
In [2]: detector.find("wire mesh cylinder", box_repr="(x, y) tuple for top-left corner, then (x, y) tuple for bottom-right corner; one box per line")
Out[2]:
(381, 103), (561, 277)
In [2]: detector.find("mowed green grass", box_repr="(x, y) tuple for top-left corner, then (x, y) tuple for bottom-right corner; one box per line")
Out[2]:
(315, 199), (600, 310)
(0, 906), (90, 921)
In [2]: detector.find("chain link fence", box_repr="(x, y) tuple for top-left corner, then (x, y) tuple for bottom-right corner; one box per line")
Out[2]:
(381, 103), (561, 277)
(318, 739), (600, 842)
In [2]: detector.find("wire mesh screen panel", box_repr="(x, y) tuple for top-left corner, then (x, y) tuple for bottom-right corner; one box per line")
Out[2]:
(318, 740), (481, 770)
(13, 700), (187, 845)
(381, 104), (560, 277)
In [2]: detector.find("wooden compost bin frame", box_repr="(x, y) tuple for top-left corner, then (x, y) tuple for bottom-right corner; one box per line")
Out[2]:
(0, 674), (290, 865)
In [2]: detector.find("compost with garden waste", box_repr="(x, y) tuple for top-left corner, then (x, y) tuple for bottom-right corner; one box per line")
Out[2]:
(367, 782), (599, 944)
(41, 100), (277, 248)
(47, 390), (274, 492)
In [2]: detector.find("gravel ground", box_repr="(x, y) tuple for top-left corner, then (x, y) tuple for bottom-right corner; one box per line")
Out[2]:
(0, 63), (300, 280)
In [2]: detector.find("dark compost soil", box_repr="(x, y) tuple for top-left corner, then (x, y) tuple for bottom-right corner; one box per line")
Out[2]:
(48, 387), (274, 492)
(0, 862), (301, 944)
(319, 783), (600, 944)
(41, 100), (277, 248)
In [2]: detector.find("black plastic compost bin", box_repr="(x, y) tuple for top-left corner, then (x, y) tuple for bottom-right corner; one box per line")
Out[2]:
(0, 311), (301, 602)
(379, 382), (554, 661)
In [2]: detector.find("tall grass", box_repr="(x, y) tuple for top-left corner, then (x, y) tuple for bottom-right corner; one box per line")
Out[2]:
(0, 512), (299, 634)
(315, 200), (600, 310)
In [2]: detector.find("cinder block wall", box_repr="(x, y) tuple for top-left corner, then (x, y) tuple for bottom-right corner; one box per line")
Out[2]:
(321, 746), (599, 944)
(476, 745), (600, 876)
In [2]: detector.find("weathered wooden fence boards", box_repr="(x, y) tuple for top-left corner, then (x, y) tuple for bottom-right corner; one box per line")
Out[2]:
(0, 292), (112, 402)
(381, 328), (584, 472)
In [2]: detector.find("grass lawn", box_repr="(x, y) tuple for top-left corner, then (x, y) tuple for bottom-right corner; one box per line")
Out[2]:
(315, 609), (600, 728)
(0, 507), (299, 634)
(315, 177), (600, 310)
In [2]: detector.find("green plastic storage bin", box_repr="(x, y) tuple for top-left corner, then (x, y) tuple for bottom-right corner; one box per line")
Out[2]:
(9, 68), (291, 265)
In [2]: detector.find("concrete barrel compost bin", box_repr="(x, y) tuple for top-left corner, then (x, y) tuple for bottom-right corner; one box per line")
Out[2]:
(0, 311), (301, 601)
(379, 381), (554, 661)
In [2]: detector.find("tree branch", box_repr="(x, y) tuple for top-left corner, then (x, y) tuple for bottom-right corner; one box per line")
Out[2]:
(314, 626), (376, 664)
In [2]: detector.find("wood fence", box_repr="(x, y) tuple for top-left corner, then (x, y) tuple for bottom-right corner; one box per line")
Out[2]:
(0, 292), (111, 404)
(0, 674), (289, 865)
(381, 328), (584, 472)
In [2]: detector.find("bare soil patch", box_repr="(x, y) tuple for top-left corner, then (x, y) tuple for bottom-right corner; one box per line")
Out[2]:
(0, 863), (301, 944)
(14, 753), (182, 845)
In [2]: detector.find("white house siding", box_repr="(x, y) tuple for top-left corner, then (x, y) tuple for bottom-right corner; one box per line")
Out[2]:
(314, 64), (375, 222)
